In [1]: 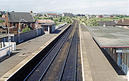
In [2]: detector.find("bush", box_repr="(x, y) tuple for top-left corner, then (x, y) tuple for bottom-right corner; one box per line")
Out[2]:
(84, 18), (98, 26)
(22, 26), (31, 33)
(0, 20), (4, 23)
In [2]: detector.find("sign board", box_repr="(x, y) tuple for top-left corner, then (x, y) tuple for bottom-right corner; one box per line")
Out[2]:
(116, 50), (129, 53)
(9, 34), (14, 37)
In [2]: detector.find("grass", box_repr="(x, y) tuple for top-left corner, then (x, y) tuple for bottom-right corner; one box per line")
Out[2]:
(0, 20), (4, 23)
(78, 16), (129, 26)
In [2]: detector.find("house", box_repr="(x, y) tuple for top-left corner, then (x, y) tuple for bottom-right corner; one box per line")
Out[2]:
(86, 15), (96, 19)
(46, 13), (59, 18)
(62, 13), (74, 17)
(98, 21), (116, 27)
(116, 19), (129, 28)
(96, 15), (103, 18)
(4, 12), (35, 34)
(36, 19), (55, 34)
(96, 15), (114, 18)
(76, 14), (85, 17)
(0, 11), (6, 17)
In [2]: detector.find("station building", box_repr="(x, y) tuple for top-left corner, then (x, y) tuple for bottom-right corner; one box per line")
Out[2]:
(36, 19), (55, 34)
(87, 26), (129, 78)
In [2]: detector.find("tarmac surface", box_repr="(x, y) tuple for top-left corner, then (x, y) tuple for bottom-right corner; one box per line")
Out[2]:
(80, 24), (127, 81)
(0, 25), (68, 80)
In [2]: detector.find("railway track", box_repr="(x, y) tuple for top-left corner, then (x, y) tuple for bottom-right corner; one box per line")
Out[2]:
(40, 21), (79, 81)
(7, 20), (82, 81)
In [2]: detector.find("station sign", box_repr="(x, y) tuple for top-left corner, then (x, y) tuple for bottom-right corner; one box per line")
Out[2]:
(116, 50), (129, 53)
(8, 34), (14, 37)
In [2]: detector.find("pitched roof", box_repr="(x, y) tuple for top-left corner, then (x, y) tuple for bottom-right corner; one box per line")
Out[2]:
(98, 21), (116, 26)
(116, 19), (129, 26)
(7, 12), (35, 22)
(47, 13), (58, 16)
(37, 19), (55, 25)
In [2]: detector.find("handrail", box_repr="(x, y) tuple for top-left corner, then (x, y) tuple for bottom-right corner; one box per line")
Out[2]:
(0, 45), (12, 51)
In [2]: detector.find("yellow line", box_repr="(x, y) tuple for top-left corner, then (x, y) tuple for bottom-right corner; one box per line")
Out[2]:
(79, 24), (93, 81)
(79, 24), (85, 81)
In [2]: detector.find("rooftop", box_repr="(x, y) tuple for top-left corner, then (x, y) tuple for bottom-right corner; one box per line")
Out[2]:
(87, 26), (129, 48)
(47, 13), (58, 16)
(7, 12), (35, 23)
(98, 21), (116, 26)
(116, 19), (129, 26)
(37, 19), (55, 25)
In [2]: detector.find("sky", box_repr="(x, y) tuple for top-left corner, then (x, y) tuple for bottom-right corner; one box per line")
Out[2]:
(0, 0), (129, 14)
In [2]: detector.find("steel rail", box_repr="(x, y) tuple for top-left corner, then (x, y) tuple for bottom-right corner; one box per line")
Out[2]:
(24, 24), (73, 81)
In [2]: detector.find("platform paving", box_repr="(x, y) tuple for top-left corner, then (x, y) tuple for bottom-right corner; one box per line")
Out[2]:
(79, 24), (127, 81)
(0, 25), (69, 80)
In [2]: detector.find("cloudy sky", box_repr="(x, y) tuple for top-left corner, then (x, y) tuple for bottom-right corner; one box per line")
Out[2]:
(0, 0), (129, 14)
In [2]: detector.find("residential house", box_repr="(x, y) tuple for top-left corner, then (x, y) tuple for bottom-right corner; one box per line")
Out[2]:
(96, 15), (114, 18)
(76, 14), (85, 17)
(36, 19), (55, 34)
(4, 12), (35, 34)
(96, 15), (103, 18)
(0, 11), (6, 17)
(86, 15), (96, 19)
(46, 13), (59, 18)
(62, 13), (74, 17)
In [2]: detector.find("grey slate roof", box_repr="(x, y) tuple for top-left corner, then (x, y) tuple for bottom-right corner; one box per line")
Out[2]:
(8, 12), (35, 22)
(98, 21), (116, 26)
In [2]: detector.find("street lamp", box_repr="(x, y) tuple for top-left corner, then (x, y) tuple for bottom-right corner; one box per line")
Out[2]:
(7, 26), (15, 56)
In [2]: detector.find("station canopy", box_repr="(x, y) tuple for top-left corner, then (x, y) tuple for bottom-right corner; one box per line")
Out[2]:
(87, 26), (129, 48)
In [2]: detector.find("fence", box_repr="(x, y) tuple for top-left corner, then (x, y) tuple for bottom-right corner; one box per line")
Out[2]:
(0, 45), (12, 59)
(0, 28), (44, 44)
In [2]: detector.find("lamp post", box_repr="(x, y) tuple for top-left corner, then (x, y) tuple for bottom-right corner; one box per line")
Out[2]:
(7, 26), (15, 56)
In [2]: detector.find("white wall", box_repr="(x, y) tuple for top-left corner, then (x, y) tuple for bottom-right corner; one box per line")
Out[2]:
(0, 45), (11, 58)
(2, 42), (16, 51)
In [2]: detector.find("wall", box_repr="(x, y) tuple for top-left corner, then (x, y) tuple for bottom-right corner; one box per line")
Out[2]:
(105, 48), (129, 74)
(0, 45), (11, 58)
(0, 27), (44, 44)
(51, 25), (55, 33)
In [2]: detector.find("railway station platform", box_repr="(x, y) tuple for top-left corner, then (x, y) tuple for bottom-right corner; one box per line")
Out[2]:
(0, 24), (70, 81)
(79, 24), (127, 81)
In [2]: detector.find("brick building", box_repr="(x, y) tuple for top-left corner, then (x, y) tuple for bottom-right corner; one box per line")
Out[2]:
(36, 19), (55, 34)
(4, 12), (35, 34)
